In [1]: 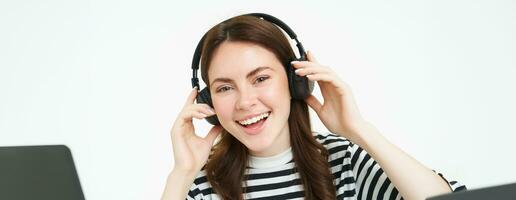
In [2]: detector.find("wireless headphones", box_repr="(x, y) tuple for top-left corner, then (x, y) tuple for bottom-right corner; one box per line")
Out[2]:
(191, 13), (314, 125)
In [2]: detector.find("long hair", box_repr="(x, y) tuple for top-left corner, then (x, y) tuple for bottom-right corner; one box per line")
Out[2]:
(200, 15), (336, 200)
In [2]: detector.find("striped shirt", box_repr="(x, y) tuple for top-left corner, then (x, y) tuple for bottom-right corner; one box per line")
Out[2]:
(187, 132), (466, 200)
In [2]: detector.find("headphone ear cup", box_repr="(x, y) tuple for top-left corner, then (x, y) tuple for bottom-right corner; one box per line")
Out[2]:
(287, 60), (314, 100)
(196, 87), (220, 125)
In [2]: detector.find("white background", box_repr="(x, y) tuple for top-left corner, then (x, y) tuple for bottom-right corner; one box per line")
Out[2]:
(1, 0), (515, 199)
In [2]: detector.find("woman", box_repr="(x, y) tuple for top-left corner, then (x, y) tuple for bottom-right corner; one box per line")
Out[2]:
(162, 13), (465, 200)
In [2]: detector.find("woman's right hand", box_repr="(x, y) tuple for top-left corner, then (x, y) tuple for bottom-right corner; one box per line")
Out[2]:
(170, 87), (222, 175)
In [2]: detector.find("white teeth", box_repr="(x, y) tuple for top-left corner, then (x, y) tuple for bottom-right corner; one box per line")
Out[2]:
(238, 112), (270, 126)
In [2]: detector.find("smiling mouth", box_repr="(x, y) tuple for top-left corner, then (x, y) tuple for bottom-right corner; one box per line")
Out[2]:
(236, 111), (271, 127)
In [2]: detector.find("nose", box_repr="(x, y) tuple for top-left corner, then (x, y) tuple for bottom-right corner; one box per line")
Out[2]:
(236, 87), (258, 111)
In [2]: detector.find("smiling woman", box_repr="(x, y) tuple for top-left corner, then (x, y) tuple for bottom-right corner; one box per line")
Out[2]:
(208, 42), (293, 157)
(162, 13), (466, 200)
(195, 15), (336, 199)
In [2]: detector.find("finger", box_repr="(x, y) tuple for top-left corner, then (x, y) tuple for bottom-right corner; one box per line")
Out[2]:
(294, 66), (331, 77)
(198, 104), (216, 116)
(290, 60), (325, 69)
(205, 125), (223, 144)
(184, 87), (199, 107)
(306, 73), (337, 84)
(305, 94), (323, 113)
(183, 106), (216, 121)
(188, 110), (207, 120)
(306, 74), (347, 96)
(187, 104), (216, 117)
(306, 50), (319, 63)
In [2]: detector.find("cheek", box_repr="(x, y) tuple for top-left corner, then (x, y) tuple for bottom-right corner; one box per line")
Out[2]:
(261, 78), (291, 105)
(212, 97), (235, 122)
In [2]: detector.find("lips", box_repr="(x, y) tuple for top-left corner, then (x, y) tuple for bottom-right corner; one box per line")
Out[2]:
(235, 111), (271, 135)
(236, 111), (270, 121)
(236, 111), (271, 126)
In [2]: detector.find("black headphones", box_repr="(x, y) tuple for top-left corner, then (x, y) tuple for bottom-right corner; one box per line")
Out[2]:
(191, 13), (314, 125)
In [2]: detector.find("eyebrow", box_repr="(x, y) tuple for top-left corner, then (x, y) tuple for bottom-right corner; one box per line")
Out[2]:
(210, 66), (273, 88)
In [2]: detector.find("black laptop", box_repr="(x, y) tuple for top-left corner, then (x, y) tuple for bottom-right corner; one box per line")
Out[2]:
(428, 182), (516, 200)
(0, 145), (85, 200)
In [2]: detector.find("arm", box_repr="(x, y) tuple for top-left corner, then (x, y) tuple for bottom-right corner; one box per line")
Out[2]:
(292, 51), (454, 200)
(162, 169), (197, 200)
(350, 121), (452, 200)
(161, 88), (222, 200)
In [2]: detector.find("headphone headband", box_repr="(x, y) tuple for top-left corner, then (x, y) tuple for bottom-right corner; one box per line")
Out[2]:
(191, 13), (306, 89)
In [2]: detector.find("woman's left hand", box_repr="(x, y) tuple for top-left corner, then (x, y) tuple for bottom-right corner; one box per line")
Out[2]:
(291, 51), (368, 142)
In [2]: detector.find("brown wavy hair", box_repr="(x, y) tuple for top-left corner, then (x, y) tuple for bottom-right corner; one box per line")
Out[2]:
(200, 14), (336, 200)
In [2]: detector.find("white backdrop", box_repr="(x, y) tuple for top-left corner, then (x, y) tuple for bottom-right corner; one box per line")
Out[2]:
(1, 1), (515, 199)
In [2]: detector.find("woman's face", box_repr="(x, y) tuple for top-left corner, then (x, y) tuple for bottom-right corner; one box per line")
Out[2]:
(208, 41), (292, 157)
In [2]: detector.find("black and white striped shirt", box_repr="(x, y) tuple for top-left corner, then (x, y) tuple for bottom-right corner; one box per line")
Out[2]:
(187, 132), (466, 200)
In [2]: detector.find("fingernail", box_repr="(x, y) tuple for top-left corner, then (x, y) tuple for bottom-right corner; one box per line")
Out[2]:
(291, 61), (299, 64)
(295, 69), (302, 74)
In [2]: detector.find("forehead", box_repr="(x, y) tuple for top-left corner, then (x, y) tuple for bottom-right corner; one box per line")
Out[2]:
(208, 41), (284, 82)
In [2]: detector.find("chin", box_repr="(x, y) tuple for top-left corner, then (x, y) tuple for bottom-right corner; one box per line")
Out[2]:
(241, 135), (270, 150)
(245, 141), (273, 154)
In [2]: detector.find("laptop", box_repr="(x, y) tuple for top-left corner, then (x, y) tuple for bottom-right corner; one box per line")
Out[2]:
(0, 145), (85, 200)
(427, 182), (516, 200)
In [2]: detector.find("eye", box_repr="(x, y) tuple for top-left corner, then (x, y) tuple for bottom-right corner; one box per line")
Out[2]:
(255, 76), (269, 84)
(216, 86), (232, 93)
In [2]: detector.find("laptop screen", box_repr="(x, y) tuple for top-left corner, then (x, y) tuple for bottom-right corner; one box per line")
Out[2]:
(428, 182), (516, 200)
(0, 145), (85, 200)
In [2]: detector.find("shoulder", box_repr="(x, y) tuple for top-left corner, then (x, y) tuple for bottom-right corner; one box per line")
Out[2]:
(313, 132), (353, 150)
(313, 131), (354, 159)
